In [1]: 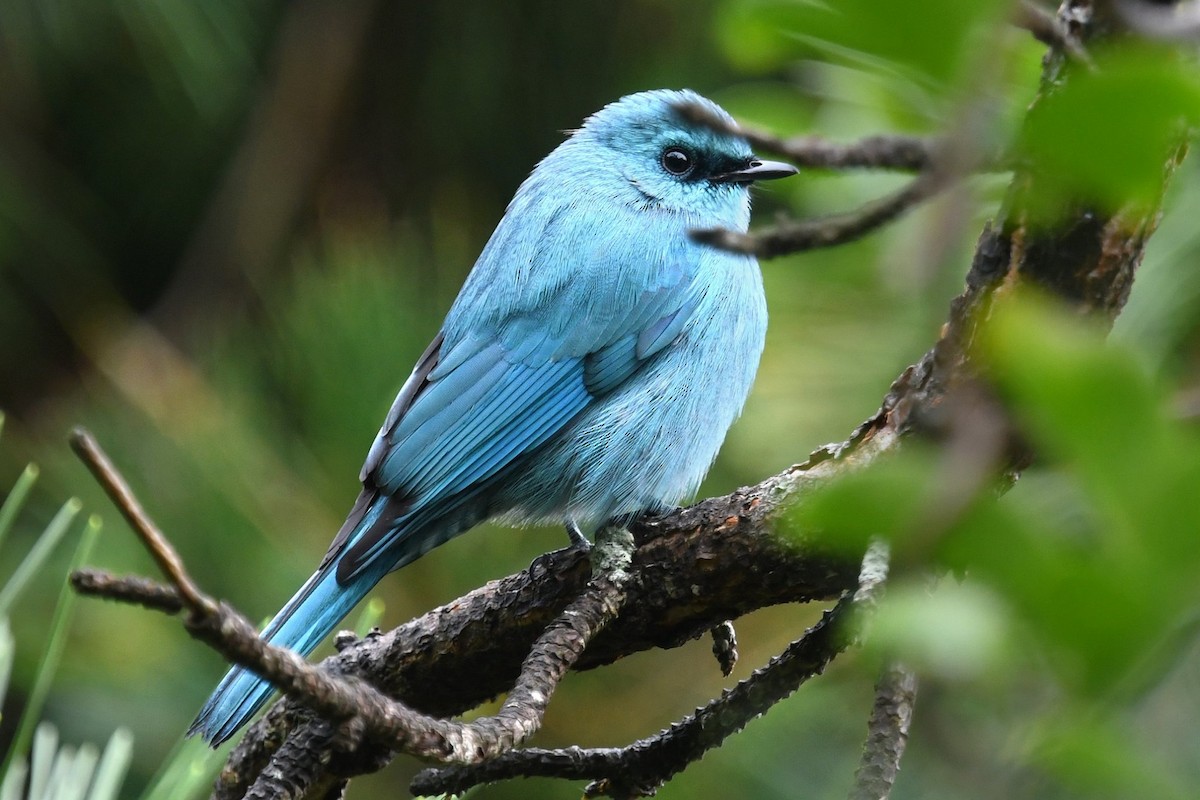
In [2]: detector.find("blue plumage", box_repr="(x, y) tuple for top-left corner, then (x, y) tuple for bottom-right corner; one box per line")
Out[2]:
(189, 89), (796, 744)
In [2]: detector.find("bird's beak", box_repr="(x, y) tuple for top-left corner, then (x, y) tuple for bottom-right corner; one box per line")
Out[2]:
(710, 158), (798, 184)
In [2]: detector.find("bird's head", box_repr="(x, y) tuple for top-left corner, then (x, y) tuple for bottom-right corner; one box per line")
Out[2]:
(558, 89), (796, 226)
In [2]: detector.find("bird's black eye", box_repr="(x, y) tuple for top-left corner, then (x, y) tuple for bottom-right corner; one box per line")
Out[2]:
(661, 147), (694, 177)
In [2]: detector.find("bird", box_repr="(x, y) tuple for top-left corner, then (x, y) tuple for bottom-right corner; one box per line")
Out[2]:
(189, 88), (796, 745)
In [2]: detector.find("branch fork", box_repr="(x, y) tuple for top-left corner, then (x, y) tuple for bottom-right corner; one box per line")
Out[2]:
(69, 427), (633, 776)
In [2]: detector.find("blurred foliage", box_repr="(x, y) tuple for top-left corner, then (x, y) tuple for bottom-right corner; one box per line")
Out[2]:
(0, 417), (134, 800)
(0, 0), (1198, 799)
(1019, 45), (1200, 218)
(794, 295), (1200, 798)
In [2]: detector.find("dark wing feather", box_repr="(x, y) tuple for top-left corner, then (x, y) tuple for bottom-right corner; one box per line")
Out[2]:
(326, 275), (703, 584)
(360, 331), (444, 482)
(319, 332), (443, 570)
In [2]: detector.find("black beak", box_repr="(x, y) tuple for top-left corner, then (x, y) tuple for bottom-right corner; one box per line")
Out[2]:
(710, 157), (798, 184)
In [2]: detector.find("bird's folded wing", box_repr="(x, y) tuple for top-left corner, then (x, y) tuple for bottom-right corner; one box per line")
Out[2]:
(328, 278), (701, 583)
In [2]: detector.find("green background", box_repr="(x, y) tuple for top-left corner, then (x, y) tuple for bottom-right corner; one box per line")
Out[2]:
(2, 2), (1200, 798)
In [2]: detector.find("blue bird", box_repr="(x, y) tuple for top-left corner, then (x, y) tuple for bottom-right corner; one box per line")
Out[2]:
(189, 88), (796, 745)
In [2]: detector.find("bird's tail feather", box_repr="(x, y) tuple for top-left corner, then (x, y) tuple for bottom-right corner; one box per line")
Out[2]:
(187, 561), (381, 745)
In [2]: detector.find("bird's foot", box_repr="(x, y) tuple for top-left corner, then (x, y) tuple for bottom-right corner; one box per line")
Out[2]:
(565, 518), (592, 552)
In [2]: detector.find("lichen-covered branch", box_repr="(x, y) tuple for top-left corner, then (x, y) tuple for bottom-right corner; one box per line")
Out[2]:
(848, 663), (919, 800)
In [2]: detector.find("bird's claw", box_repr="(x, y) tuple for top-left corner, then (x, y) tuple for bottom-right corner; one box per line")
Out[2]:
(565, 519), (592, 551)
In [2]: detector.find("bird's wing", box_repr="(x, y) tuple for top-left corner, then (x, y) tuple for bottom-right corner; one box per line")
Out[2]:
(329, 276), (701, 584)
(319, 332), (444, 569)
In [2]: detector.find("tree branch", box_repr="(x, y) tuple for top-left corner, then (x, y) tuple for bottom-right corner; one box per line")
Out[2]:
(1012, 0), (1094, 66)
(70, 569), (184, 614)
(412, 541), (891, 798)
(848, 662), (919, 800)
(676, 102), (941, 172)
(68, 431), (639, 777)
(212, 455), (868, 800)
(691, 172), (946, 257)
(70, 428), (214, 613)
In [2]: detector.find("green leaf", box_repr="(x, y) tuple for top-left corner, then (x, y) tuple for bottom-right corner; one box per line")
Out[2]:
(966, 294), (1200, 693)
(0, 497), (80, 618)
(868, 579), (1011, 680)
(0, 618), (11, 714)
(785, 445), (941, 557)
(715, 0), (1009, 88)
(2, 515), (100, 783)
(1019, 47), (1200, 215)
(87, 728), (134, 800)
(799, 292), (1200, 698)
(1027, 715), (1192, 800)
(136, 735), (226, 800)
(0, 464), (39, 556)
(0, 757), (26, 800)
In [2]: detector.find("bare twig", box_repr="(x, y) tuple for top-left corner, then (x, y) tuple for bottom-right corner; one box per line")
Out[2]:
(70, 427), (215, 614)
(70, 430), (377, 733)
(679, 86), (1012, 262)
(691, 172), (944, 258)
(412, 602), (854, 797)
(70, 568), (184, 614)
(69, 430), (635, 774)
(413, 542), (891, 798)
(1012, 0), (1095, 66)
(676, 102), (940, 171)
(848, 663), (919, 800)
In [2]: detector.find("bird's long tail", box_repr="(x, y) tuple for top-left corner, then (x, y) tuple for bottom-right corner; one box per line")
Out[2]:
(187, 561), (382, 745)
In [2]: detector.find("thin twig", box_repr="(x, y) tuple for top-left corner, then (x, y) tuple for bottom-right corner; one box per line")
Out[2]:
(70, 434), (377, 730)
(1011, 0), (1095, 67)
(692, 172), (944, 258)
(848, 662), (919, 800)
(71, 429), (635, 777)
(70, 427), (216, 614)
(413, 541), (891, 798)
(676, 102), (939, 171)
(70, 568), (184, 614)
(413, 601), (855, 798)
